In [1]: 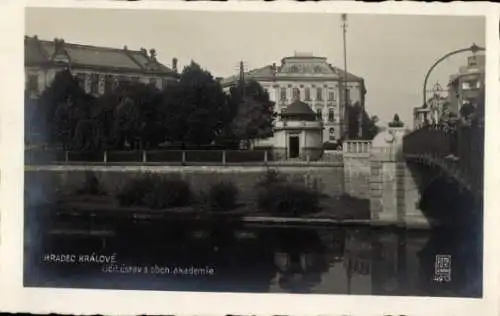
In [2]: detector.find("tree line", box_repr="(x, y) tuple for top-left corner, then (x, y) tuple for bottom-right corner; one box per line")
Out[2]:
(25, 61), (380, 151)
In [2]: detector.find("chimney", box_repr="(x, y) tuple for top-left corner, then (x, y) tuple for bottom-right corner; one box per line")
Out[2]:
(123, 45), (128, 50)
(172, 57), (178, 73)
(149, 48), (157, 62)
(140, 47), (147, 55)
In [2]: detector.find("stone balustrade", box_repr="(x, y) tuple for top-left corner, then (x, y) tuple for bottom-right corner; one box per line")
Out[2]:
(343, 140), (372, 155)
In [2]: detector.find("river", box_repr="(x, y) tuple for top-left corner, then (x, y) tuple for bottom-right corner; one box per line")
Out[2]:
(23, 205), (482, 297)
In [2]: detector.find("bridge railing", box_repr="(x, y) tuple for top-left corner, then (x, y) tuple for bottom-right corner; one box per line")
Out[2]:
(403, 123), (484, 194)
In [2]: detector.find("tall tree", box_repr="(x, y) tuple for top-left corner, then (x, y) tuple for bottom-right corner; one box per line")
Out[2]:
(346, 102), (363, 139)
(158, 61), (229, 145)
(361, 113), (380, 140)
(228, 79), (275, 146)
(34, 69), (94, 149)
(94, 80), (163, 149)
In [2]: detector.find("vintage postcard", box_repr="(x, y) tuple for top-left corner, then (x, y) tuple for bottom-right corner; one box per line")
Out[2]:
(0, 1), (499, 315)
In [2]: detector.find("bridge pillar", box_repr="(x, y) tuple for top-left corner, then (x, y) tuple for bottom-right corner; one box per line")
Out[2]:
(369, 128), (429, 227)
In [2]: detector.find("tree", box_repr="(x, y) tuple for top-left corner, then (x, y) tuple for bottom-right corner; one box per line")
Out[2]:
(157, 61), (229, 146)
(94, 80), (163, 150)
(361, 113), (380, 140)
(347, 102), (363, 139)
(346, 102), (379, 140)
(34, 69), (94, 149)
(388, 113), (404, 128)
(228, 79), (275, 146)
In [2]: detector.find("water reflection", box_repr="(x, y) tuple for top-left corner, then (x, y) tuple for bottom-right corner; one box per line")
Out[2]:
(24, 206), (482, 297)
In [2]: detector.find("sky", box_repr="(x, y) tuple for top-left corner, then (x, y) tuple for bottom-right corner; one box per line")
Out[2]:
(25, 8), (485, 125)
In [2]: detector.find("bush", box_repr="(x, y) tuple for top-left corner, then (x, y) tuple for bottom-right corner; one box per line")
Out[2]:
(257, 182), (320, 217)
(117, 174), (192, 209)
(75, 172), (106, 195)
(205, 181), (239, 211)
(257, 169), (287, 187)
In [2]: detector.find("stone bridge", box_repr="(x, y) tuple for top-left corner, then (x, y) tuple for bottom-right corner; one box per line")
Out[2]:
(364, 123), (483, 227)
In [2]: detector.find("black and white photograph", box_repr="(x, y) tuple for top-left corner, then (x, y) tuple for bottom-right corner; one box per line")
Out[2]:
(21, 6), (487, 296)
(1, 1), (498, 315)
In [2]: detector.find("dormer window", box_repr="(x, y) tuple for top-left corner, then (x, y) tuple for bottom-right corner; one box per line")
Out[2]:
(314, 66), (322, 73)
(290, 66), (299, 73)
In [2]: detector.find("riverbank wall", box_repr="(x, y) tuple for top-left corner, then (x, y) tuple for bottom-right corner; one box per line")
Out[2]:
(25, 164), (347, 206)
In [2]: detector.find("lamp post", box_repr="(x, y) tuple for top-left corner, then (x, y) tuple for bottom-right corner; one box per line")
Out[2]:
(422, 43), (485, 108)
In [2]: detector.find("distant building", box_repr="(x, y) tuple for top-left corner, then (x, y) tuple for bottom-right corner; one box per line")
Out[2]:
(412, 54), (484, 129)
(413, 83), (449, 129)
(221, 52), (366, 143)
(24, 35), (179, 98)
(447, 54), (485, 115)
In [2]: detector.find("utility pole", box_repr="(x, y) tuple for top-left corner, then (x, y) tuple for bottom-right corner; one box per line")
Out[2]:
(341, 13), (350, 139)
(239, 60), (245, 98)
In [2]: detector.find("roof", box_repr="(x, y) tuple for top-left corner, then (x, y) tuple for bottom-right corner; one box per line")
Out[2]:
(221, 55), (363, 87)
(282, 100), (316, 120)
(25, 36), (178, 77)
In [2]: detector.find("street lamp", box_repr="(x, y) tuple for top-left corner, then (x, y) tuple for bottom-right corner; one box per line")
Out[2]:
(422, 43), (485, 108)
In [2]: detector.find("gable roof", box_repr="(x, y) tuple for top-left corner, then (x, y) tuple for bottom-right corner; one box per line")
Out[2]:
(25, 36), (178, 77)
(221, 55), (363, 87)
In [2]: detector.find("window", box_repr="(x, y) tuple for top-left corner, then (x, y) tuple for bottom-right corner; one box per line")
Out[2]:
(149, 78), (158, 87)
(316, 87), (323, 101)
(463, 80), (480, 90)
(280, 87), (287, 101)
(290, 66), (299, 73)
(162, 79), (169, 90)
(328, 108), (335, 122)
(316, 108), (322, 120)
(28, 74), (38, 92)
(90, 74), (99, 94)
(328, 91), (335, 101)
(305, 88), (311, 101)
(329, 127), (335, 141)
(292, 87), (300, 100)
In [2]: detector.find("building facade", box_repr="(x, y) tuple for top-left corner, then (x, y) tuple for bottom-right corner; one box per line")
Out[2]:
(221, 53), (366, 143)
(447, 54), (485, 115)
(412, 54), (485, 129)
(25, 36), (179, 98)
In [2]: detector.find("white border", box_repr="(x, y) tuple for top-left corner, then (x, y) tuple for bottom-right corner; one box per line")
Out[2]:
(1, 1), (499, 315)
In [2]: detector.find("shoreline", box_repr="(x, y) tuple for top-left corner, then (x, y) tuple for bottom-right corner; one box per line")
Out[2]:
(32, 199), (432, 231)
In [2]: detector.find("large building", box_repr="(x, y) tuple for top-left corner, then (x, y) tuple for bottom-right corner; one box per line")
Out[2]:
(24, 36), (179, 98)
(221, 52), (366, 143)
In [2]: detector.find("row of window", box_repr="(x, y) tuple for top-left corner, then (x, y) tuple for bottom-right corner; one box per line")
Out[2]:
(75, 73), (162, 94)
(274, 87), (351, 103)
(26, 72), (165, 96)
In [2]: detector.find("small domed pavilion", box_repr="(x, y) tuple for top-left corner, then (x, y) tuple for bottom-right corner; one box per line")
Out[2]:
(273, 100), (324, 161)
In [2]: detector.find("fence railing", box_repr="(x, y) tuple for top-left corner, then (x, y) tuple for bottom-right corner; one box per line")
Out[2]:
(343, 140), (372, 155)
(403, 123), (484, 194)
(25, 149), (273, 165)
